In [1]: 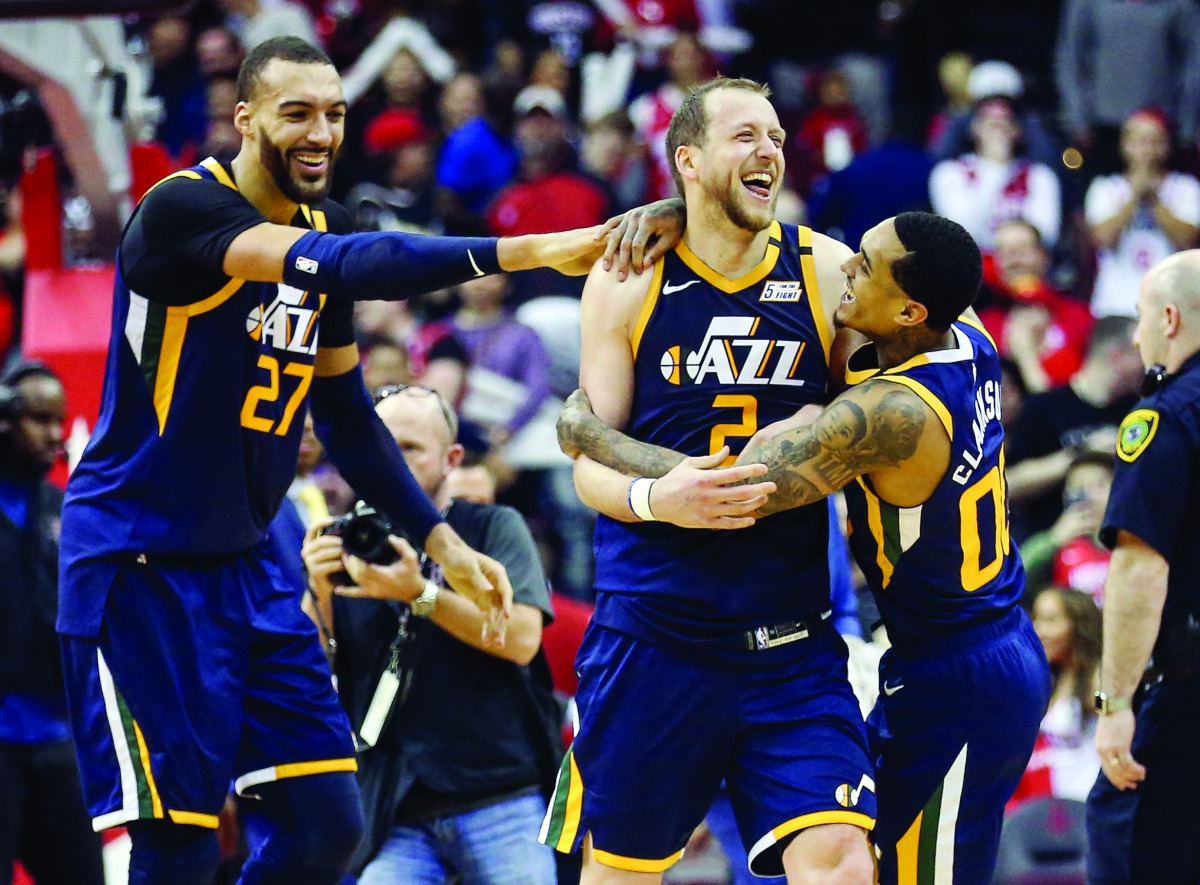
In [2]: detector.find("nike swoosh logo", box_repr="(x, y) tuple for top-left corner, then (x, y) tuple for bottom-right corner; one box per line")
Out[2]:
(662, 280), (700, 295)
(883, 681), (904, 696)
(467, 249), (484, 277)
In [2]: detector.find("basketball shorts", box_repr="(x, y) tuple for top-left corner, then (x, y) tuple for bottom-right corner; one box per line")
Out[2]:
(60, 549), (356, 832)
(539, 621), (875, 877)
(870, 607), (1051, 885)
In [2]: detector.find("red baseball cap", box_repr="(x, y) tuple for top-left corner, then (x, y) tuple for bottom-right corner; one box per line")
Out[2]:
(364, 109), (429, 155)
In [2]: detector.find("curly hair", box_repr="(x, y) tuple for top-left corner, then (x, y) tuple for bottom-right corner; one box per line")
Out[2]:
(891, 212), (983, 332)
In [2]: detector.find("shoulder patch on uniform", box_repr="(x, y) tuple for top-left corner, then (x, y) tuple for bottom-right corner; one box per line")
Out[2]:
(1117, 408), (1160, 462)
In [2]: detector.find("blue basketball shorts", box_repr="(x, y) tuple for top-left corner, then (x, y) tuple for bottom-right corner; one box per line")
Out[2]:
(539, 621), (875, 877)
(59, 550), (356, 832)
(870, 608), (1051, 885)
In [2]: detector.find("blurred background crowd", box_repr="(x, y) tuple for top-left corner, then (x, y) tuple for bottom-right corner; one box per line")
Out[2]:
(3, 0), (1200, 881)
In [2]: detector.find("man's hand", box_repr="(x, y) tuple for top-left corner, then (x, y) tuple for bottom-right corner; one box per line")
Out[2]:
(340, 535), (425, 603)
(424, 522), (513, 644)
(558, 388), (601, 460)
(599, 198), (686, 280)
(301, 518), (345, 600)
(500, 225), (605, 276)
(1048, 499), (1104, 546)
(1096, 709), (1146, 791)
(648, 448), (776, 529)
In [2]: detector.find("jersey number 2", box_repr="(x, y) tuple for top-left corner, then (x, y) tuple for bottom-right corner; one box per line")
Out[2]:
(241, 354), (313, 436)
(709, 394), (758, 466)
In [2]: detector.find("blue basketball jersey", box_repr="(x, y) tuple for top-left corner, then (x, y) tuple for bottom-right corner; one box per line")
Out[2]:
(593, 222), (835, 657)
(60, 159), (352, 635)
(842, 319), (1024, 648)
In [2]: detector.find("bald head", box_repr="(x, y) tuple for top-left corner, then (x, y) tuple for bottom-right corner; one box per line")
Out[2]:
(1134, 249), (1200, 372)
(1145, 250), (1200, 315)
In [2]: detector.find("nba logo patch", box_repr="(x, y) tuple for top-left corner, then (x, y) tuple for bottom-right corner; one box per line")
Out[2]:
(760, 281), (801, 302)
(294, 256), (319, 275)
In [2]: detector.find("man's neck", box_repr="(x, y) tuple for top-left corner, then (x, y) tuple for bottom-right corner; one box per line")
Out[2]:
(231, 151), (299, 224)
(682, 205), (772, 279)
(873, 326), (955, 372)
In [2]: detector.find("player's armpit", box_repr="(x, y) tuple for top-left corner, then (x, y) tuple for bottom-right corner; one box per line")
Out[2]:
(740, 380), (930, 515)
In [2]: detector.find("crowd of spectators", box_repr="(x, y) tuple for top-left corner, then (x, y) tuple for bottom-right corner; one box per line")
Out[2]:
(4, 0), (1200, 880)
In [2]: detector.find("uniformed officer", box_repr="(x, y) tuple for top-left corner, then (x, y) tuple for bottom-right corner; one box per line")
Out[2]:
(1087, 249), (1200, 884)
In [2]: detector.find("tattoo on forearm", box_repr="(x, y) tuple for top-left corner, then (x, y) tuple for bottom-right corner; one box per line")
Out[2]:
(750, 382), (927, 515)
(565, 413), (685, 478)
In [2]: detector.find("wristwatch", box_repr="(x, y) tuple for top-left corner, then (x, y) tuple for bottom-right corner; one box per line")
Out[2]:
(1094, 691), (1132, 715)
(411, 580), (440, 618)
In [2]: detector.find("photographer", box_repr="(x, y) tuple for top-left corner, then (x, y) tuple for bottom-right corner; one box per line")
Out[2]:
(0, 361), (103, 885)
(301, 384), (560, 884)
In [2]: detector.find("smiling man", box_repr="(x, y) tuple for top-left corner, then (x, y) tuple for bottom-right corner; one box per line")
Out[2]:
(540, 77), (876, 885)
(56, 36), (607, 885)
(558, 212), (1053, 885)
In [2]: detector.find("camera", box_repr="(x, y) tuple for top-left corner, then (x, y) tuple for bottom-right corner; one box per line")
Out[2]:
(319, 502), (398, 585)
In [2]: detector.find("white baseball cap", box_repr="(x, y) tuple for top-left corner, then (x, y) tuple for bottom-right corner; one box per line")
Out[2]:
(968, 61), (1024, 101)
(514, 85), (568, 121)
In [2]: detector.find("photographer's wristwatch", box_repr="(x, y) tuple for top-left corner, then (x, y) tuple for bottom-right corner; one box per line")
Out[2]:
(411, 580), (440, 618)
(1094, 691), (1132, 715)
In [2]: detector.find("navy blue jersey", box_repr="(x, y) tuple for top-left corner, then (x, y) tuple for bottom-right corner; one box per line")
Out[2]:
(843, 319), (1025, 648)
(60, 158), (355, 633)
(593, 223), (835, 657)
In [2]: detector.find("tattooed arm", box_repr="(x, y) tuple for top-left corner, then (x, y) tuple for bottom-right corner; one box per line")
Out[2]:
(558, 388), (685, 478)
(737, 379), (934, 516)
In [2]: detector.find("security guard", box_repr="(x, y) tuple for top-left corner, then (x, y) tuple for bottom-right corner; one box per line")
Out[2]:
(1087, 249), (1200, 885)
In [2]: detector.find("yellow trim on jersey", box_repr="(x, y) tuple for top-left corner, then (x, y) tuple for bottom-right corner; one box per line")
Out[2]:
(275, 758), (358, 780)
(861, 481), (895, 587)
(798, 226), (832, 363)
(592, 847), (685, 873)
(555, 752), (585, 851)
(132, 721), (163, 819)
(630, 260), (665, 360)
(674, 221), (782, 293)
(168, 810), (221, 828)
(186, 275), (245, 317)
(872, 375), (953, 438)
(139, 170), (203, 203)
(200, 157), (238, 190)
(956, 314), (996, 347)
(152, 311), (189, 434)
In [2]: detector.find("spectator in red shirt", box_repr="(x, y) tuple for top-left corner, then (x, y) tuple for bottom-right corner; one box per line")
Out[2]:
(1020, 450), (1115, 607)
(979, 219), (1094, 393)
(487, 86), (609, 299)
(794, 69), (868, 195)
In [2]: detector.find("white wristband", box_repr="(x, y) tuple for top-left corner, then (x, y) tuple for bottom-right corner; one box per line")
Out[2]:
(628, 477), (658, 522)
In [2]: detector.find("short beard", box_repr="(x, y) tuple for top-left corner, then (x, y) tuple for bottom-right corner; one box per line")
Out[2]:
(258, 128), (335, 204)
(710, 176), (775, 233)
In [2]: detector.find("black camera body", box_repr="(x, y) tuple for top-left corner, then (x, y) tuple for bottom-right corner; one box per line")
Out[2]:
(319, 502), (398, 585)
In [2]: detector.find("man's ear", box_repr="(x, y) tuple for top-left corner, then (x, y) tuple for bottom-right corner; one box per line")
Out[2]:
(1164, 301), (1182, 339)
(234, 101), (253, 136)
(675, 144), (700, 185)
(898, 299), (929, 327)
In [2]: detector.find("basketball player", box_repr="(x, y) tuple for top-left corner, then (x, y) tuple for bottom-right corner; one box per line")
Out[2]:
(560, 212), (1052, 884)
(57, 37), (604, 885)
(539, 77), (877, 884)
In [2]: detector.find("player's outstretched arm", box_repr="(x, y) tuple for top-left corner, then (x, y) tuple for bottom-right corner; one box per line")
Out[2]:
(221, 221), (606, 302)
(309, 342), (512, 642)
(737, 379), (932, 515)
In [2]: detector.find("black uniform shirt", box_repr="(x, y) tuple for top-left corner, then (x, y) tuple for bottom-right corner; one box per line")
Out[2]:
(1101, 350), (1200, 626)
